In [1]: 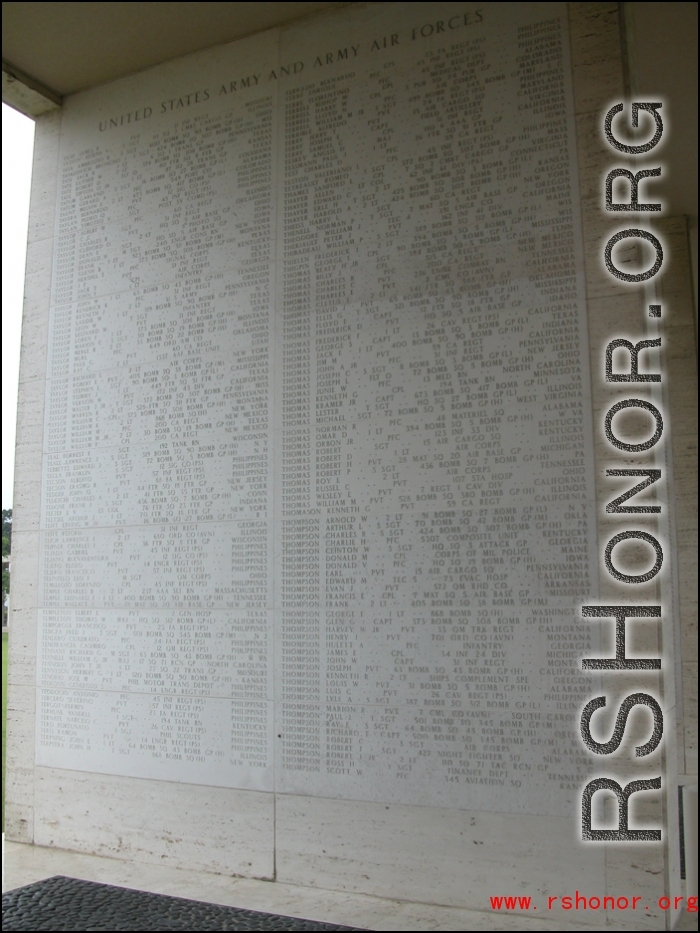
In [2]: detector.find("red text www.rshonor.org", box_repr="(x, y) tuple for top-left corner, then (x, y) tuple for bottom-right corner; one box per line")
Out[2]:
(489, 894), (698, 912)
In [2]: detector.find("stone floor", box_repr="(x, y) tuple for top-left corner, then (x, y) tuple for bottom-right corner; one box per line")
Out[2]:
(3, 839), (695, 931)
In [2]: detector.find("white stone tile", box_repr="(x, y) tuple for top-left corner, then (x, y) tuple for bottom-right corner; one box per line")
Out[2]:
(276, 794), (606, 922)
(6, 607), (38, 686)
(7, 530), (40, 612)
(34, 768), (274, 878)
(14, 376), (46, 452)
(18, 279), (51, 386)
(27, 110), (61, 245)
(569, 3), (625, 115)
(11, 443), (43, 533)
(4, 685), (37, 844)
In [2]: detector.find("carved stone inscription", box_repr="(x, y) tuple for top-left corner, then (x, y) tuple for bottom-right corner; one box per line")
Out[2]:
(38, 3), (597, 813)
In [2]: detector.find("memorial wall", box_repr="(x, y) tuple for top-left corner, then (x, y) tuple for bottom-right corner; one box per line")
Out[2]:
(36, 0), (597, 814)
(8, 0), (695, 917)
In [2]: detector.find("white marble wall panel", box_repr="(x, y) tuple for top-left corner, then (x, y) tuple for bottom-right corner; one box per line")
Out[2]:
(42, 436), (270, 528)
(36, 688), (273, 789)
(46, 272), (273, 380)
(38, 520), (273, 609)
(31, 0), (606, 816)
(275, 793), (606, 924)
(34, 767), (275, 877)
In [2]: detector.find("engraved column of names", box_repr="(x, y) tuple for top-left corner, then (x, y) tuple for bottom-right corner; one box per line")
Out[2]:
(276, 11), (596, 812)
(39, 95), (277, 787)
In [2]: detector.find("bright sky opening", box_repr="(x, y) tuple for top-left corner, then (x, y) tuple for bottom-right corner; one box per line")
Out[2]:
(2, 103), (35, 508)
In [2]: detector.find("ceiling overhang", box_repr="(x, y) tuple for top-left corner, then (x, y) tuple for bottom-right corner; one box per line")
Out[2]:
(2, 2), (351, 115)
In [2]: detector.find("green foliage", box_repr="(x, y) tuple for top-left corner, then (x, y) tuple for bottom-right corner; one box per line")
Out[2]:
(2, 508), (11, 555)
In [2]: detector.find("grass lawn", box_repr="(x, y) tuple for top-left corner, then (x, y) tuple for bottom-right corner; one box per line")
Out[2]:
(2, 631), (7, 832)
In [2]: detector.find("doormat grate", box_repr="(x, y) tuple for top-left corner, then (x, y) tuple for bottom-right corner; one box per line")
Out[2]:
(1, 875), (368, 931)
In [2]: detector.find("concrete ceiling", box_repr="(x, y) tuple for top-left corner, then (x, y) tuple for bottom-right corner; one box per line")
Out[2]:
(2, 2), (350, 97)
